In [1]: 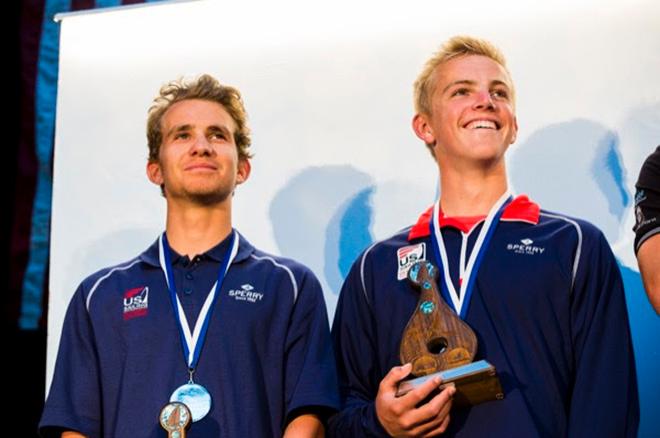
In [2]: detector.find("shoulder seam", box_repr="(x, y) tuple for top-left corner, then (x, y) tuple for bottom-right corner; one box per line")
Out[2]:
(86, 259), (142, 311)
(360, 242), (378, 305)
(250, 254), (299, 304)
(360, 227), (412, 305)
(539, 212), (582, 291)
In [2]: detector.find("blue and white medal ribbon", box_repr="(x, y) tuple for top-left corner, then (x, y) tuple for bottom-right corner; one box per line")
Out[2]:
(430, 191), (511, 319)
(158, 230), (239, 421)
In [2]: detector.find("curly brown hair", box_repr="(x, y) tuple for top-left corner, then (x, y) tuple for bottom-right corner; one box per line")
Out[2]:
(146, 74), (252, 162)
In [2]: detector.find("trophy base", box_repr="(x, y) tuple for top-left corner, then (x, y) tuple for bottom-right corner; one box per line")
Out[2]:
(396, 360), (504, 406)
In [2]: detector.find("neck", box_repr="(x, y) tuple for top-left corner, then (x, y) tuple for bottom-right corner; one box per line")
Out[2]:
(438, 160), (509, 217)
(165, 200), (233, 257)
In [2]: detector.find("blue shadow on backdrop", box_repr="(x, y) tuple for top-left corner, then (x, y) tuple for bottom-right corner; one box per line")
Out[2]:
(511, 118), (659, 437)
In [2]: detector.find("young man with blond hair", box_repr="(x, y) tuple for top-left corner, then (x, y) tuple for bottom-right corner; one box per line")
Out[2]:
(40, 74), (339, 437)
(329, 36), (638, 437)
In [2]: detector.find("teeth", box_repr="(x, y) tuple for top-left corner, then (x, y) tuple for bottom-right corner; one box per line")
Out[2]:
(466, 120), (497, 129)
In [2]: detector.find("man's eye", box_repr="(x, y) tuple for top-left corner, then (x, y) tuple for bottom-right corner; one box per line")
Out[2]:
(174, 132), (190, 140)
(451, 88), (469, 97)
(211, 132), (226, 140)
(491, 89), (509, 99)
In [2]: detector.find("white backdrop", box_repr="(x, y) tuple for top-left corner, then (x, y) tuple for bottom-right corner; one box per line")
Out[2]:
(49, 0), (660, 434)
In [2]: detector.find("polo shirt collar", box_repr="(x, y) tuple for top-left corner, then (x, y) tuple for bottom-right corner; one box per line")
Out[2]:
(139, 229), (255, 267)
(407, 194), (540, 241)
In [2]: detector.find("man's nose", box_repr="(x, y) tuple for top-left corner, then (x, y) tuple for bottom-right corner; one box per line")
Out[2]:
(190, 135), (213, 155)
(473, 90), (495, 110)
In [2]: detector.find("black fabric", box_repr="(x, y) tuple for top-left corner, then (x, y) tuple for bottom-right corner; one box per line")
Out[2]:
(634, 146), (660, 253)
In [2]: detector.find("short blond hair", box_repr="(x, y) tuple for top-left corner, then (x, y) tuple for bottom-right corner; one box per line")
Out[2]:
(413, 35), (514, 116)
(147, 74), (252, 162)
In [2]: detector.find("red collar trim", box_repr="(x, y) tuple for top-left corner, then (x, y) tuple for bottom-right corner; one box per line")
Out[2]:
(407, 194), (540, 240)
(440, 215), (486, 234)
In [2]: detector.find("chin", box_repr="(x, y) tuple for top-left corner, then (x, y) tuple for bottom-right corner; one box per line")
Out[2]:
(471, 144), (508, 158)
(189, 191), (232, 205)
(180, 183), (234, 205)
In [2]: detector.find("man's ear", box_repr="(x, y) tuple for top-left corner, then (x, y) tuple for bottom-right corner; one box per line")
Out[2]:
(146, 160), (163, 186)
(412, 113), (436, 147)
(510, 116), (518, 145)
(236, 158), (251, 185)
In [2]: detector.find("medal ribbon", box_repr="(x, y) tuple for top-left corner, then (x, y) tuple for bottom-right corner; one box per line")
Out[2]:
(430, 191), (511, 318)
(158, 230), (238, 370)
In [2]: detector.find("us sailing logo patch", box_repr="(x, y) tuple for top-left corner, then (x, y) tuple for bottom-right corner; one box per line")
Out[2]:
(397, 243), (426, 280)
(123, 286), (149, 320)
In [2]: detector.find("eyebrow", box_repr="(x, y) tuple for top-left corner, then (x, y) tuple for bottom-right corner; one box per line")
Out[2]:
(165, 124), (192, 139)
(442, 79), (510, 94)
(165, 124), (233, 139)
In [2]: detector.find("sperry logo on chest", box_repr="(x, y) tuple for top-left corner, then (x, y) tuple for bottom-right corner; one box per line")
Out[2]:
(507, 238), (545, 255)
(397, 243), (426, 280)
(228, 284), (263, 303)
(123, 286), (149, 320)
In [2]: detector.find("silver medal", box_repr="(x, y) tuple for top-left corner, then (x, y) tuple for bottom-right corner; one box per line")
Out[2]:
(169, 383), (212, 422)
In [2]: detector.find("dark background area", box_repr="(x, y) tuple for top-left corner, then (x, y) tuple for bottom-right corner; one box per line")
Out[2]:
(9, 2), (47, 437)
(8, 2), (147, 436)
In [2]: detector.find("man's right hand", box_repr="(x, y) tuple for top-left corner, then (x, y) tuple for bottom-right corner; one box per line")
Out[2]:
(375, 363), (456, 437)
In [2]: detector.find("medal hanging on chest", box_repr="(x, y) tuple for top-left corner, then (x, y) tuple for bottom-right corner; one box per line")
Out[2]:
(159, 231), (239, 422)
(169, 371), (213, 422)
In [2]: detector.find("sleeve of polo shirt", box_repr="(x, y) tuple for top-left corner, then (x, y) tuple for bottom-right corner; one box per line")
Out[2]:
(633, 146), (660, 253)
(327, 254), (389, 437)
(568, 228), (639, 437)
(284, 267), (340, 422)
(39, 283), (102, 438)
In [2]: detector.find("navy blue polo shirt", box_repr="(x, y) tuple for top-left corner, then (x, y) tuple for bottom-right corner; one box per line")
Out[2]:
(329, 195), (638, 437)
(40, 231), (339, 437)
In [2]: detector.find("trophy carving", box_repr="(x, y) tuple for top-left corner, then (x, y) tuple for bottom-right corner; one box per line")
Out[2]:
(397, 260), (504, 406)
(160, 401), (192, 438)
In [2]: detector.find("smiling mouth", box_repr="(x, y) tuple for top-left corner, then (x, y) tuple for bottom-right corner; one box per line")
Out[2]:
(464, 120), (499, 130)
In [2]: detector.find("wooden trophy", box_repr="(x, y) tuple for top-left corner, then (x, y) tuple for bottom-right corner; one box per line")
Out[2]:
(160, 401), (192, 438)
(396, 260), (504, 406)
